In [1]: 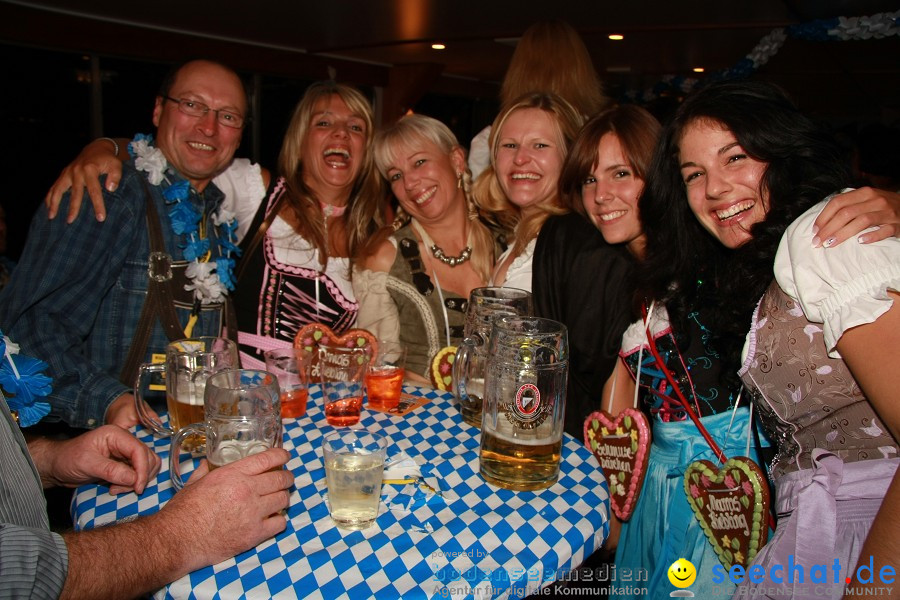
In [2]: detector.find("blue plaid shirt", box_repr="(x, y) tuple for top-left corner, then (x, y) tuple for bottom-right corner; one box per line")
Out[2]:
(0, 158), (227, 428)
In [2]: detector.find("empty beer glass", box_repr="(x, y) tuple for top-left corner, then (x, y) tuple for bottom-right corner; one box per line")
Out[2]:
(454, 287), (533, 427)
(170, 369), (283, 490)
(479, 316), (568, 491)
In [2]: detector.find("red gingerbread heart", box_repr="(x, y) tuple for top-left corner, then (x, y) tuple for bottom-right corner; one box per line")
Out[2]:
(583, 409), (651, 521)
(683, 457), (770, 571)
(293, 323), (377, 371)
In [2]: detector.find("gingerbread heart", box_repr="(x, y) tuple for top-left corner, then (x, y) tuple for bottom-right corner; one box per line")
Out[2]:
(429, 346), (457, 391)
(683, 457), (770, 571)
(583, 409), (651, 521)
(294, 323), (377, 374)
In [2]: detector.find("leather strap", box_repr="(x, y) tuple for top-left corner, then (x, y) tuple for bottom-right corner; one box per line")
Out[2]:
(118, 180), (186, 385)
(235, 183), (286, 284)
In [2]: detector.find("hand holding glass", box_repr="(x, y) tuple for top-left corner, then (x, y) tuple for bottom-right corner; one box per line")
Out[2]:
(170, 369), (283, 490)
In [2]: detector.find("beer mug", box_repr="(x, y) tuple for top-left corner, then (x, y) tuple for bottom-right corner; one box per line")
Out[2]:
(134, 337), (238, 439)
(479, 316), (568, 491)
(454, 287), (533, 427)
(170, 369), (283, 490)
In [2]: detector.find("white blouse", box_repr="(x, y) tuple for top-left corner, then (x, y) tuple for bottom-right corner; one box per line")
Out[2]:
(212, 158), (266, 243)
(774, 196), (900, 357)
(491, 237), (536, 292)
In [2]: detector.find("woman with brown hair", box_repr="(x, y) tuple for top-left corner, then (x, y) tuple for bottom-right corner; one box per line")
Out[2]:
(232, 81), (384, 367)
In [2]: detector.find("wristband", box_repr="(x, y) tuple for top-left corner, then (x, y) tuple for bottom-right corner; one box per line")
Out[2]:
(98, 137), (120, 158)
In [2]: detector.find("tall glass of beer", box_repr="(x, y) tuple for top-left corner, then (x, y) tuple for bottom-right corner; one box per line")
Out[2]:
(134, 337), (238, 439)
(454, 287), (533, 427)
(479, 316), (568, 491)
(170, 368), (282, 489)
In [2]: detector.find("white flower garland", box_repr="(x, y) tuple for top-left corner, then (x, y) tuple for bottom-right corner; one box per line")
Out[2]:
(130, 134), (240, 304)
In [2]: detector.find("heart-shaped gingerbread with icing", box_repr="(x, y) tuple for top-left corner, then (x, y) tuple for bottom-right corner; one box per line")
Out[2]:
(683, 457), (770, 571)
(294, 323), (377, 368)
(583, 409), (651, 521)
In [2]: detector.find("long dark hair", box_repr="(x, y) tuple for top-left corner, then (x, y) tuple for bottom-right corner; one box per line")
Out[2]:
(638, 80), (851, 386)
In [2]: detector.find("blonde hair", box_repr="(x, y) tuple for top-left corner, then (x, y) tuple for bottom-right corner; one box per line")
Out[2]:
(373, 114), (495, 283)
(277, 81), (384, 265)
(473, 93), (585, 256)
(501, 20), (608, 117)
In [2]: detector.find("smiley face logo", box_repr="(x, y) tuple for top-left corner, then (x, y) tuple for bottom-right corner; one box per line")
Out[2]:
(667, 558), (697, 588)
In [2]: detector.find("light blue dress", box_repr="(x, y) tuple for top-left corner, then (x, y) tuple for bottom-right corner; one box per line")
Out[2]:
(613, 305), (769, 599)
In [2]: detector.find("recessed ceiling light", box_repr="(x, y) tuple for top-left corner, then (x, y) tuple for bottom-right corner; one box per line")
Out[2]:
(432, 43), (446, 50)
(693, 67), (705, 73)
(608, 34), (624, 41)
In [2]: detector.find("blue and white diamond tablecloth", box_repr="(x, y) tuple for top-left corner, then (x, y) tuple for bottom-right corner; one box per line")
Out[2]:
(72, 385), (609, 599)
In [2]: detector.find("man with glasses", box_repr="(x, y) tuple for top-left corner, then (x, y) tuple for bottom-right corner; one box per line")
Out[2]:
(0, 60), (247, 430)
(0, 59), (294, 600)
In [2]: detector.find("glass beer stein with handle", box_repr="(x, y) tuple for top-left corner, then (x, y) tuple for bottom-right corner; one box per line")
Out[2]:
(454, 287), (533, 427)
(134, 337), (238, 440)
(479, 316), (568, 491)
(170, 369), (283, 490)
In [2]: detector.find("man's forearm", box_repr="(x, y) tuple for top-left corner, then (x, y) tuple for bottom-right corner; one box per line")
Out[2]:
(23, 436), (58, 488)
(61, 511), (186, 599)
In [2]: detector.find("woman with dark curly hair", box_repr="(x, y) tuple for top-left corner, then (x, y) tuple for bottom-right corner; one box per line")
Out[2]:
(640, 80), (899, 600)
(561, 103), (773, 598)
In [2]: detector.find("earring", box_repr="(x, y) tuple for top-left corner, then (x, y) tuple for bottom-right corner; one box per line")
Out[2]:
(456, 172), (462, 189)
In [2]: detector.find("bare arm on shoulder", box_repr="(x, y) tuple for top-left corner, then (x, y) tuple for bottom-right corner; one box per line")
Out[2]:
(813, 187), (900, 248)
(45, 137), (128, 223)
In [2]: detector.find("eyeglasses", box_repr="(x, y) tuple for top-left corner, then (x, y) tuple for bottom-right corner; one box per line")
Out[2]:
(162, 96), (245, 129)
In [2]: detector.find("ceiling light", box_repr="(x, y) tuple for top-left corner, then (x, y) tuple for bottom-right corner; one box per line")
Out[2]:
(693, 67), (705, 73)
(432, 43), (446, 50)
(608, 34), (624, 41)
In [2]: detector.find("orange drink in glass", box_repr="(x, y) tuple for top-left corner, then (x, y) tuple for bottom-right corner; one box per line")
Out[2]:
(320, 346), (369, 426)
(280, 387), (309, 418)
(264, 347), (311, 419)
(366, 343), (407, 411)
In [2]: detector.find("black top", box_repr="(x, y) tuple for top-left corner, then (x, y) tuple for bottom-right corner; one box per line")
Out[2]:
(532, 212), (636, 438)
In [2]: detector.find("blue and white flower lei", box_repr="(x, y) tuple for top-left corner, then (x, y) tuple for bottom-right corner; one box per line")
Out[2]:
(129, 134), (240, 304)
(0, 331), (51, 427)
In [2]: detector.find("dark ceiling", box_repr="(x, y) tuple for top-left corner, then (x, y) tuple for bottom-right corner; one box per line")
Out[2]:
(1, 0), (898, 121)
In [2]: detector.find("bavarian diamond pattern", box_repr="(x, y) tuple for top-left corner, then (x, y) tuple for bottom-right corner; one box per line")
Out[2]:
(72, 385), (609, 599)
